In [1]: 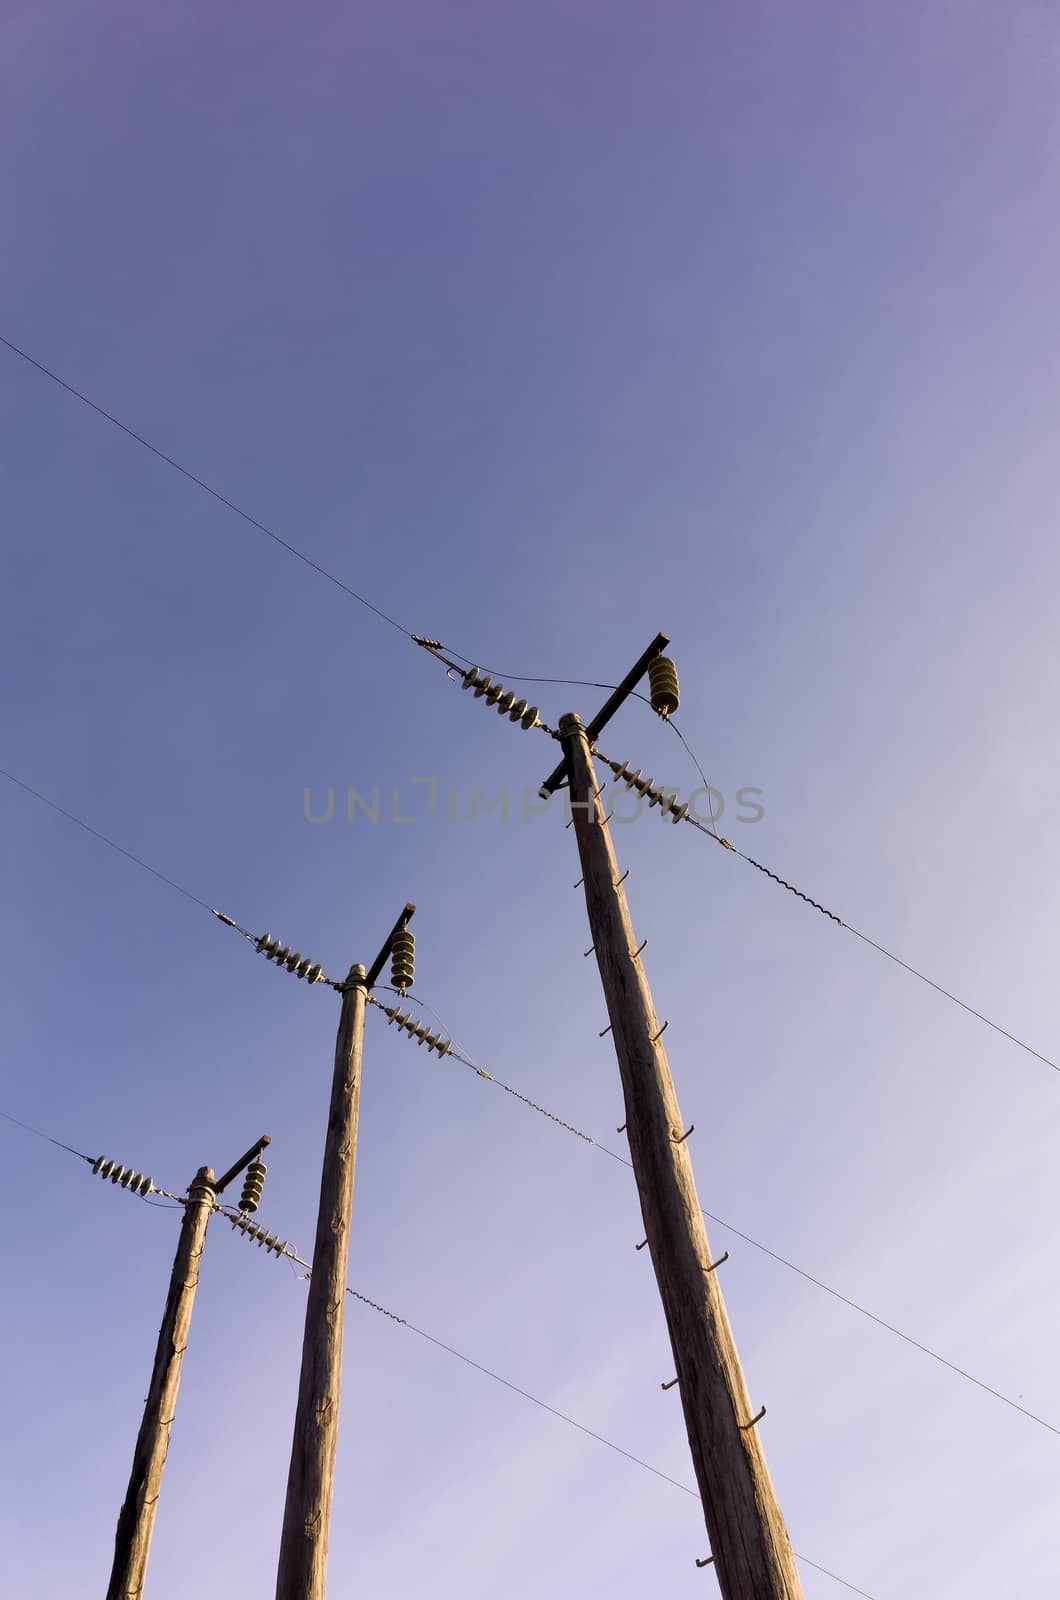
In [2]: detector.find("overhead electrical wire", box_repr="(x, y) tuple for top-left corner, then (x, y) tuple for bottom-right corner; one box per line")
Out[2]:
(0, 764), (317, 973)
(1, 739), (1056, 1444)
(221, 1206), (878, 1600)
(1, 331), (1042, 1594)
(3, 330), (1055, 1077)
(0, 1105), (91, 1163)
(0, 1093), (881, 1596)
(0, 1105), (184, 1205)
(0, 334), (411, 640)
(677, 808), (1059, 1075)
(375, 992), (1060, 1443)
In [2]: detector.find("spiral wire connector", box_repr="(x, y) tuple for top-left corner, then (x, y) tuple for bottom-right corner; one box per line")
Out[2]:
(372, 997), (451, 1056)
(254, 934), (329, 985)
(91, 1156), (156, 1197)
(239, 1159), (267, 1214)
(461, 667), (543, 731)
(391, 928), (415, 993)
(647, 655), (680, 718)
(227, 1209), (290, 1258)
(597, 753), (689, 823)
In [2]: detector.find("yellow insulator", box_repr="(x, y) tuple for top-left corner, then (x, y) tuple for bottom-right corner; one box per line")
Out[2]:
(391, 928), (415, 992)
(239, 1160), (267, 1215)
(648, 656), (680, 718)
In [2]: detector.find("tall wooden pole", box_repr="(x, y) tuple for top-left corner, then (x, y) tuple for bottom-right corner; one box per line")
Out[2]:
(106, 1165), (216, 1600)
(561, 713), (803, 1600)
(276, 964), (367, 1600)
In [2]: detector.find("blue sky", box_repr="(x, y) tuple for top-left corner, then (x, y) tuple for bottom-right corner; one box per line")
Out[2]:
(3, 3), (1060, 1595)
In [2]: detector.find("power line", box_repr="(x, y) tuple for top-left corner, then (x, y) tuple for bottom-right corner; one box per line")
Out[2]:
(0, 334), (715, 724)
(0, 333), (412, 641)
(0, 1106), (90, 1163)
(681, 810), (1059, 1076)
(375, 992), (1060, 1442)
(0, 1106), (187, 1206)
(6, 739), (1058, 1364)
(0, 765), (222, 917)
(581, 745), (1059, 1079)
(0, 764), (324, 975)
(7, 329), (1052, 1082)
(221, 1207), (878, 1599)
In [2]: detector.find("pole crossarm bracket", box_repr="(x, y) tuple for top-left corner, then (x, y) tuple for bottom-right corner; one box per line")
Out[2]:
(365, 903), (416, 990)
(538, 632), (669, 796)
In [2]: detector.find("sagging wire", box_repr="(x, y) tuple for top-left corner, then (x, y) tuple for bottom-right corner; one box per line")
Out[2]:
(418, 644), (723, 832)
(412, 641), (556, 737)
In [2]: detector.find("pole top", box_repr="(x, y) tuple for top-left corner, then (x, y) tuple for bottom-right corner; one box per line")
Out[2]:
(191, 1166), (216, 1190)
(540, 634), (670, 796)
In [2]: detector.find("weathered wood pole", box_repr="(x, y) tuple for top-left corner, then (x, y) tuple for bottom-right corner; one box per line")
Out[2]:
(275, 965), (367, 1600)
(106, 1165), (216, 1600)
(561, 713), (803, 1600)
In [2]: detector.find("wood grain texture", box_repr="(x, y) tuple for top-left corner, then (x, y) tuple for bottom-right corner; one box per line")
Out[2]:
(275, 967), (367, 1600)
(562, 715), (803, 1600)
(106, 1167), (215, 1600)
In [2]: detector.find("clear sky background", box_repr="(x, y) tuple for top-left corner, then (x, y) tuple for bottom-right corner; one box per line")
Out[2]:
(3, 3), (1059, 1596)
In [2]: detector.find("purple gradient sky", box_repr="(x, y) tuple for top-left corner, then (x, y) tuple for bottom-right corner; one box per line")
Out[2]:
(3, 4), (1060, 1596)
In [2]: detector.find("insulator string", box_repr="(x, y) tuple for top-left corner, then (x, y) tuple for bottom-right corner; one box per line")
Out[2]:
(368, 995), (451, 1056)
(253, 932), (334, 987)
(459, 667), (551, 734)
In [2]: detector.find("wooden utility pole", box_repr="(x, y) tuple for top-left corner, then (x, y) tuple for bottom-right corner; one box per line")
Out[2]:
(559, 709), (803, 1600)
(276, 905), (414, 1600)
(106, 1134), (269, 1600)
(106, 1166), (215, 1600)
